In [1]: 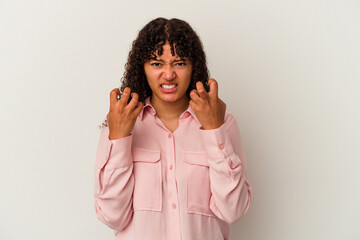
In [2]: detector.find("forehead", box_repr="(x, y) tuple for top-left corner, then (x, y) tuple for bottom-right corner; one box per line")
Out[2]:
(151, 43), (186, 59)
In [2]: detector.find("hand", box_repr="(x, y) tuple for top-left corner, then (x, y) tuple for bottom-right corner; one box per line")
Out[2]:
(107, 87), (143, 139)
(189, 78), (226, 130)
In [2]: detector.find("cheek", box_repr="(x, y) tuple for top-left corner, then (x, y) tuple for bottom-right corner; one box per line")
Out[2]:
(145, 70), (161, 85)
(185, 69), (193, 85)
(186, 66), (193, 79)
(148, 70), (162, 80)
(178, 67), (192, 80)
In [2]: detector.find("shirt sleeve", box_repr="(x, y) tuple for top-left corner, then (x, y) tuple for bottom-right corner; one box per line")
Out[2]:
(200, 112), (252, 224)
(94, 119), (134, 231)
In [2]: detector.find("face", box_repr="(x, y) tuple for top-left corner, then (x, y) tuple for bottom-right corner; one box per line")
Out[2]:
(144, 43), (193, 106)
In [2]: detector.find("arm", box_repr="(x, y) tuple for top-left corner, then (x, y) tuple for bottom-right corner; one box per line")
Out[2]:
(94, 121), (134, 231)
(200, 112), (252, 224)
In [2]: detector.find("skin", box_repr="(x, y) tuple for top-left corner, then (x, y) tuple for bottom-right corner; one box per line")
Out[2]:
(107, 42), (226, 139)
(107, 87), (144, 139)
(190, 79), (227, 130)
(144, 43), (192, 131)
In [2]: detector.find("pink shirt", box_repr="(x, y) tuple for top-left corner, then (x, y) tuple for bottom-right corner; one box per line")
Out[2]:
(94, 96), (252, 240)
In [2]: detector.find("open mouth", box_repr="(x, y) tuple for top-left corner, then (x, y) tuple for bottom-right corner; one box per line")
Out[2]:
(160, 84), (178, 93)
(161, 84), (177, 89)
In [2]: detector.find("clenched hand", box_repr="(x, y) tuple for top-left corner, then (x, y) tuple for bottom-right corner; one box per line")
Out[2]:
(107, 87), (143, 140)
(189, 78), (226, 130)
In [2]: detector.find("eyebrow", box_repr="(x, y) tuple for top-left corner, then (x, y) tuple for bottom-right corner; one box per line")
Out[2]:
(151, 58), (187, 62)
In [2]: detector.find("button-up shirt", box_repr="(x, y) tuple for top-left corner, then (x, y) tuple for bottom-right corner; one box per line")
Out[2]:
(94, 96), (252, 240)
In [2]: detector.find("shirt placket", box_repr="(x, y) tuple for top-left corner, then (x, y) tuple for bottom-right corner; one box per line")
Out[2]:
(154, 116), (182, 240)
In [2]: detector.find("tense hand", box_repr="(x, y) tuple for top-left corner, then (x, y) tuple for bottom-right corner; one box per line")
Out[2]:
(107, 87), (143, 139)
(189, 78), (226, 130)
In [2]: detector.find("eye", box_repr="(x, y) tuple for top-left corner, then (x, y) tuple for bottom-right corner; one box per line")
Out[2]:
(176, 62), (186, 66)
(151, 62), (161, 67)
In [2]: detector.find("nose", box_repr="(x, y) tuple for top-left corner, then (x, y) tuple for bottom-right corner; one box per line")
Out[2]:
(162, 65), (176, 81)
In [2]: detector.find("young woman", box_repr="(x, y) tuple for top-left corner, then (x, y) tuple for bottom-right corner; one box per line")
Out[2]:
(95, 17), (252, 240)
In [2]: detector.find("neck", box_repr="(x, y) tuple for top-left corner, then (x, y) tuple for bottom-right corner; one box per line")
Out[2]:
(150, 95), (189, 120)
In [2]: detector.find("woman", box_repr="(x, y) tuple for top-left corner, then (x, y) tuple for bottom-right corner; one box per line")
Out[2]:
(95, 17), (252, 240)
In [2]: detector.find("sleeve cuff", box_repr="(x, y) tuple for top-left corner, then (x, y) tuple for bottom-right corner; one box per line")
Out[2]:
(95, 125), (133, 170)
(200, 122), (235, 160)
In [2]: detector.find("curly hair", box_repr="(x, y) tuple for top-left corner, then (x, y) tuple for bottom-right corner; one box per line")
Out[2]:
(120, 17), (210, 103)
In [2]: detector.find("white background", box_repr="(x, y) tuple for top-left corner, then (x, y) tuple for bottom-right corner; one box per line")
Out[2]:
(1, 0), (359, 239)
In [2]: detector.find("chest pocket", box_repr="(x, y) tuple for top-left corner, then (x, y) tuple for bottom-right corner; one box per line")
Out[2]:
(184, 151), (215, 217)
(132, 147), (162, 212)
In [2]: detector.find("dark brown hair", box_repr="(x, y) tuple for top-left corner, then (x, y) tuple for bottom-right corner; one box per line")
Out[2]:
(120, 17), (210, 103)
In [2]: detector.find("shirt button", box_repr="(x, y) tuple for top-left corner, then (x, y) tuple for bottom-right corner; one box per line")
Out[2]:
(219, 143), (224, 150)
(172, 203), (177, 209)
(169, 165), (173, 170)
(168, 133), (172, 138)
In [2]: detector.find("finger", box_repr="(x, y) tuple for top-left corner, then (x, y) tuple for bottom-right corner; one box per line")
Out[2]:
(208, 78), (218, 104)
(189, 89), (200, 101)
(133, 101), (144, 116)
(196, 81), (208, 100)
(127, 92), (139, 109)
(119, 87), (131, 106)
(189, 99), (196, 111)
(218, 97), (227, 109)
(110, 88), (120, 109)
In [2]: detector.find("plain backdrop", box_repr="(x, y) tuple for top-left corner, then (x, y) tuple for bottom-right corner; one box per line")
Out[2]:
(0, 0), (359, 239)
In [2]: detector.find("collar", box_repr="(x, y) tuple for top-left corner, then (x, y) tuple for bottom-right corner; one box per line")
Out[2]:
(138, 96), (156, 119)
(139, 96), (201, 125)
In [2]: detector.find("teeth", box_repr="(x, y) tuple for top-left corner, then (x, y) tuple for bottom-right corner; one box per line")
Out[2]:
(161, 85), (176, 89)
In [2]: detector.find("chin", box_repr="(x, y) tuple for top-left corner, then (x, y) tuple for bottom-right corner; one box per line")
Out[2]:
(157, 92), (184, 103)
(161, 95), (180, 102)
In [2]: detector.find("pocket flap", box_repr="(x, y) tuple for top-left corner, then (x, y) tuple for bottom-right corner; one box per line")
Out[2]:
(183, 151), (209, 167)
(132, 147), (160, 163)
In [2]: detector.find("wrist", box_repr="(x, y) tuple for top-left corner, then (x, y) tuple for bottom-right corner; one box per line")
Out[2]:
(108, 132), (131, 140)
(202, 122), (223, 130)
